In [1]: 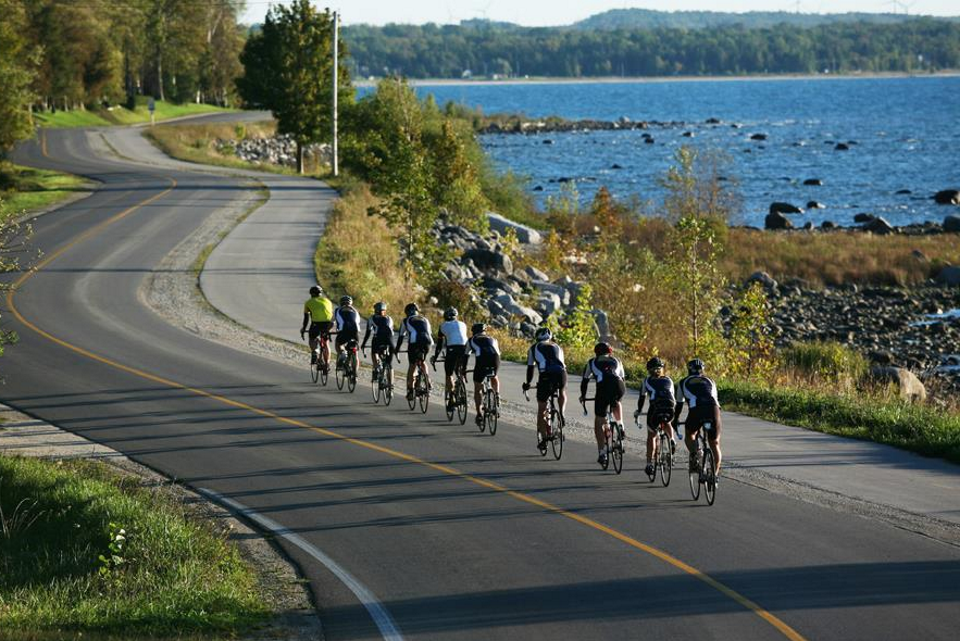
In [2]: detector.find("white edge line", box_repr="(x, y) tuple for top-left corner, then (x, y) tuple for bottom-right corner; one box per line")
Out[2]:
(198, 487), (404, 641)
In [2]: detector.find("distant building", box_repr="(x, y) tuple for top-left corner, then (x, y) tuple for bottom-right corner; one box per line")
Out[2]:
(461, 69), (473, 79)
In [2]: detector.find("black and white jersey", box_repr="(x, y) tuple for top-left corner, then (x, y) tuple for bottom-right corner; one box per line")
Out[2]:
(400, 315), (434, 346)
(582, 355), (625, 384)
(438, 320), (468, 348)
(364, 314), (394, 346)
(642, 375), (676, 404)
(678, 374), (720, 409)
(335, 305), (360, 332)
(468, 334), (501, 358)
(527, 340), (566, 374)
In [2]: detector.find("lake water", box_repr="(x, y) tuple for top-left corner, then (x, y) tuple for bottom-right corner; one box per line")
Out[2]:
(400, 77), (960, 227)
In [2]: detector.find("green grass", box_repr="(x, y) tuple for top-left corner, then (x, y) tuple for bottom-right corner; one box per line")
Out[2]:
(719, 380), (960, 464)
(0, 164), (90, 222)
(34, 101), (234, 129)
(0, 456), (267, 636)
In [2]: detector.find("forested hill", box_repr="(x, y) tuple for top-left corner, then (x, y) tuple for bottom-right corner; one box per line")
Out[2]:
(573, 9), (956, 30)
(343, 18), (960, 79)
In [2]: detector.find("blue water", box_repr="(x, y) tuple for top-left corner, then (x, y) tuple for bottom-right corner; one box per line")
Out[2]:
(387, 77), (960, 227)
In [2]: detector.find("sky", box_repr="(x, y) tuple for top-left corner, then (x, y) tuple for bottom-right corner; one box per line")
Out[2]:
(240, 1), (958, 27)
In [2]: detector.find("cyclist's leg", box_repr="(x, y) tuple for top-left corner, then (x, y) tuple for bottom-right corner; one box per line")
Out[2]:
(557, 371), (568, 421)
(708, 407), (723, 474)
(593, 395), (607, 451)
(474, 381), (483, 414)
(536, 400), (548, 437)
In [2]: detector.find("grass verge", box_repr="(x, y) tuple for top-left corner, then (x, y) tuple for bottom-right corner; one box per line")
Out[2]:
(0, 164), (90, 222)
(34, 101), (234, 129)
(0, 455), (267, 636)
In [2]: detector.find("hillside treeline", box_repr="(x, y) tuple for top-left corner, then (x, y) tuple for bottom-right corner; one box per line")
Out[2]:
(344, 18), (960, 78)
(11, 0), (246, 111)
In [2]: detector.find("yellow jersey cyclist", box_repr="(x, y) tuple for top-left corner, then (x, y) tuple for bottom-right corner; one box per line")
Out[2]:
(675, 359), (724, 481)
(396, 303), (434, 402)
(431, 307), (469, 412)
(300, 285), (334, 369)
(635, 356), (679, 478)
(466, 323), (501, 426)
(579, 342), (626, 467)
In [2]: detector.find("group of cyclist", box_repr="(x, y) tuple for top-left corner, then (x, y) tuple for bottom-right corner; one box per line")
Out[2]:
(301, 285), (723, 479)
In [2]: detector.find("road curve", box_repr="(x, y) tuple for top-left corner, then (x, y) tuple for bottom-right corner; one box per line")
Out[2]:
(2, 124), (960, 641)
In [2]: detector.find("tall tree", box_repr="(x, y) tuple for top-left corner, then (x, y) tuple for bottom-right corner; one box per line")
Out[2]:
(237, 0), (352, 172)
(0, 0), (36, 155)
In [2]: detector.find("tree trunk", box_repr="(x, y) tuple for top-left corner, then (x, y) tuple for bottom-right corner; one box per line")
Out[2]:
(296, 141), (304, 174)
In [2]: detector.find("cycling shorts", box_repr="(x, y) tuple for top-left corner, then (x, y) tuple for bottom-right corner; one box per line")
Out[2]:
(687, 403), (722, 440)
(473, 354), (500, 383)
(336, 329), (359, 351)
(444, 345), (467, 377)
(308, 321), (333, 341)
(646, 400), (676, 431)
(595, 378), (625, 417)
(408, 342), (430, 365)
(537, 370), (567, 403)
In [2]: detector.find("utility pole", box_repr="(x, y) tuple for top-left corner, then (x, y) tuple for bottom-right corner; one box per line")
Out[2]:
(332, 10), (339, 177)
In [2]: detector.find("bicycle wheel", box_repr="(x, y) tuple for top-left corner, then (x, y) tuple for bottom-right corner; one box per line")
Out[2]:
(689, 448), (702, 501)
(335, 360), (345, 390)
(320, 358), (328, 386)
(456, 378), (467, 425)
(485, 390), (498, 436)
(418, 370), (429, 414)
(477, 389), (487, 433)
(658, 432), (672, 487)
(703, 448), (717, 506)
(407, 372), (417, 410)
(310, 357), (319, 383)
(612, 425), (623, 475)
(550, 406), (563, 461)
(348, 370), (356, 393)
(383, 378), (393, 406)
(372, 366), (381, 403)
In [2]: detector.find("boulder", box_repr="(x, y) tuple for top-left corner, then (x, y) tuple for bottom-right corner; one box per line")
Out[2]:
(750, 133), (768, 141)
(807, 201), (826, 209)
(487, 298), (506, 317)
(524, 265), (550, 282)
(746, 271), (778, 291)
(863, 217), (894, 235)
(644, 137), (655, 144)
(943, 215), (960, 232)
(481, 275), (521, 296)
(705, 117), (721, 124)
(531, 280), (571, 305)
(464, 248), (513, 275)
(492, 293), (542, 325)
(536, 292), (563, 316)
(933, 189), (960, 205)
(803, 178), (823, 186)
(853, 213), (876, 224)
(895, 189), (912, 195)
(532, 185), (544, 192)
(765, 211), (794, 230)
(935, 266), (960, 286)
(821, 220), (836, 229)
(610, 163), (624, 169)
(486, 212), (543, 245)
(835, 143), (850, 151)
(769, 202), (803, 215)
(868, 350), (895, 366)
(870, 366), (927, 402)
(682, 131), (695, 138)
(519, 322), (538, 338)
(591, 309), (610, 341)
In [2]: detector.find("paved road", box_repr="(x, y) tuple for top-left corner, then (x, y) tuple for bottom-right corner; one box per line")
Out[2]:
(3, 123), (960, 641)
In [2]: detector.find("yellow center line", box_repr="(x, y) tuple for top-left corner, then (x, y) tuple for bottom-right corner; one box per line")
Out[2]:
(6, 170), (806, 641)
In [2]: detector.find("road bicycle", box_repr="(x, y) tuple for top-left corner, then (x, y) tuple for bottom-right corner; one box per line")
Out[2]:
(335, 339), (359, 393)
(642, 410), (675, 487)
(688, 421), (718, 505)
(477, 372), (499, 435)
(432, 356), (468, 425)
(306, 332), (330, 386)
(366, 346), (393, 406)
(523, 384), (564, 460)
(407, 352), (430, 413)
(582, 398), (624, 474)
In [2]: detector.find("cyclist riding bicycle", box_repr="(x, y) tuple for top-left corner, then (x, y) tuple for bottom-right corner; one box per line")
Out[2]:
(579, 342), (626, 467)
(334, 296), (361, 374)
(300, 285), (334, 368)
(431, 307), (468, 412)
(635, 356), (678, 478)
(396, 303), (434, 402)
(675, 359), (723, 480)
(522, 327), (567, 451)
(467, 323), (501, 425)
(361, 301), (395, 386)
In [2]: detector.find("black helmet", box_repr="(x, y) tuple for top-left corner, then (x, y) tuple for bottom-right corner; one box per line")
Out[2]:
(594, 342), (612, 356)
(687, 358), (705, 375)
(404, 303), (419, 317)
(534, 327), (552, 342)
(309, 285), (322, 296)
(374, 301), (386, 313)
(647, 357), (665, 372)
(471, 323), (486, 335)
(444, 307), (458, 321)
(340, 295), (353, 306)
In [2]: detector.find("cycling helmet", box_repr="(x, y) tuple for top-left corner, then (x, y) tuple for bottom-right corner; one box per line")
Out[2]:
(594, 342), (612, 356)
(647, 357), (665, 372)
(309, 286), (321, 297)
(340, 295), (353, 306)
(471, 323), (486, 335)
(374, 301), (387, 314)
(404, 303), (419, 317)
(687, 358), (705, 376)
(534, 327), (552, 342)
(444, 307), (459, 321)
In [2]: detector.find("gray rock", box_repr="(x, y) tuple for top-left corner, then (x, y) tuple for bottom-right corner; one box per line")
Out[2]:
(807, 201), (826, 209)
(519, 322), (538, 338)
(493, 293), (542, 325)
(486, 298), (506, 317)
(770, 202), (803, 215)
(853, 213), (875, 224)
(835, 143), (850, 151)
(591, 309), (610, 341)
(747, 271), (779, 291)
(486, 212), (543, 245)
(464, 248), (513, 275)
(933, 189), (960, 205)
(750, 133), (768, 141)
(895, 189), (912, 195)
(765, 211), (794, 230)
(943, 215), (960, 232)
(935, 266), (960, 286)
(863, 217), (895, 235)
(531, 280), (571, 306)
(803, 178), (823, 186)
(870, 366), (927, 402)
(525, 265), (550, 281)
(537, 292), (563, 316)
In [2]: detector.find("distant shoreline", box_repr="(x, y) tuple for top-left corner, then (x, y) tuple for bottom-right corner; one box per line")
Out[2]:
(355, 70), (959, 88)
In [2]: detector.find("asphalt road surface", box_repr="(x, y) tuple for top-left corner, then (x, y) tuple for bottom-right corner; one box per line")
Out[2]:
(3, 124), (960, 641)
